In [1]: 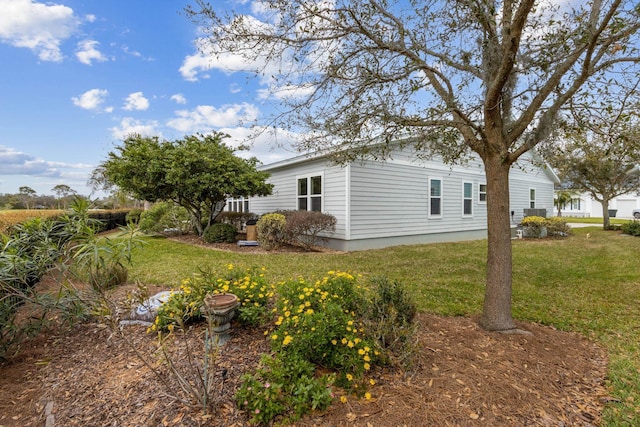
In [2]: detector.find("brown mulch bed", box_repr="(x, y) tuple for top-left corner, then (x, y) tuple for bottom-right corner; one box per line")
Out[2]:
(0, 236), (610, 426)
(0, 313), (609, 427)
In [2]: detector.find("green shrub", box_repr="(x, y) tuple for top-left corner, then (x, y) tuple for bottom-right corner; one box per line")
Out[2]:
(216, 211), (258, 231)
(521, 216), (571, 239)
(544, 217), (571, 238)
(361, 277), (417, 366)
(521, 215), (547, 238)
(151, 265), (274, 332)
(622, 220), (640, 236)
(279, 210), (337, 250)
(202, 223), (237, 243)
(236, 353), (334, 424)
(271, 272), (378, 389)
(256, 213), (286, 250)
(139, 202), (191, 234)
(125, 208), (144, 224)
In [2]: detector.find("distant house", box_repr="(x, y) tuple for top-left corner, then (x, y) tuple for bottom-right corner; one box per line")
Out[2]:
(229, 146), (559, 251)
(556, 191), (640, 218)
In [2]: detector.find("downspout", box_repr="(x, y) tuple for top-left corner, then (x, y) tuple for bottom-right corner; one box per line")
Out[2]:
(345, 163), (351, 241)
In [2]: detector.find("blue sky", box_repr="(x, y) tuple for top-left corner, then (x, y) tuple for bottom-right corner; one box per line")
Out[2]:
(0, 0), (298, 197)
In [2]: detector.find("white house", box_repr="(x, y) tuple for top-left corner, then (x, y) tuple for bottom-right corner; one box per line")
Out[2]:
(232, 146), (559, 251)
(556, 191), (640, 218)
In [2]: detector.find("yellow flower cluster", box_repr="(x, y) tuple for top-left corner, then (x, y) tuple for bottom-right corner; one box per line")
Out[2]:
(150, 266), (273, 333)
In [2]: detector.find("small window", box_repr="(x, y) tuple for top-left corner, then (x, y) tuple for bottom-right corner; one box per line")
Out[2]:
(529, 188), (536, 208)
(310, 175), (322, 212)
(227, 197), (249, 212)
(429, 178), (442, 216)
(298, 175), (322, 212)
(297, 178), (308, 210)
(479, 183), (487, 203)
(571, 198), (581, 210)
(462, 182), (473, 216)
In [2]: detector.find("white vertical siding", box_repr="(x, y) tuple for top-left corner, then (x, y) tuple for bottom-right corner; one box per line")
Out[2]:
(252, 148), (558, 249)
(348, 155), (489, 239)
(508, 153), (555, 223)
(250, 159), (348, 239)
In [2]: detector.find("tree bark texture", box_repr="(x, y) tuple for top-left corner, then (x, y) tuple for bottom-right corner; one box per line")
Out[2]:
(480, 154), (517, 331)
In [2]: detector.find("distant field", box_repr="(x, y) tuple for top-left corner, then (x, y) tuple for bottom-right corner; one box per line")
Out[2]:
(0, 209), (64, 233)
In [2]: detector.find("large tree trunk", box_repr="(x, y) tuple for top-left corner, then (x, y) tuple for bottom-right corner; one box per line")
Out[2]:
(599, 199), (611, 230)
(479, 154), (517, 331)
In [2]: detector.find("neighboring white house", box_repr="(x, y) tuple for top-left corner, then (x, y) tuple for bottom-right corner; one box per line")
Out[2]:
(232, 146), (559, 251)
(556, 191), (640, 218)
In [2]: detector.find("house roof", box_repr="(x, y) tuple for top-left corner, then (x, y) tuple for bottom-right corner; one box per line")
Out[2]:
(259, 139), (561, 185)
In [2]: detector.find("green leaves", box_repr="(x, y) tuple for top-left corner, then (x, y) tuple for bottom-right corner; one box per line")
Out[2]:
(99, 132), (273, 236)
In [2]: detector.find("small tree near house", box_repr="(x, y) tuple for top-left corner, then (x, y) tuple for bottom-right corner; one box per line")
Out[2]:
(97, 132), (273, 236)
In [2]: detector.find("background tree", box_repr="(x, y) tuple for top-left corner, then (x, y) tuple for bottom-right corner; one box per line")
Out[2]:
(553, 189), (580, 217)
(18, 186), (36, 209)
(546, 89), (640, 229)
(98, 132), (273, 236)
(51, 184), (76, 209)
(187, 0), (640, 331)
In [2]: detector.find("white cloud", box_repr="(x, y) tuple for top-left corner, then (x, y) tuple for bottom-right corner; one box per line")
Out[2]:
(123, 92), (150, 111)
(166, 103), (260, 133)
(0, 0), (80, 61)
(220, 126), (300, 164)
(110, 117), (161, 140)
(170, 93), (187, 104)
(179, 52), (213, 81)
(76, 39), (107, 65)
(71, 88), (110, 111)
(0, 145), (90, 177)
(257, 83), (316, 101)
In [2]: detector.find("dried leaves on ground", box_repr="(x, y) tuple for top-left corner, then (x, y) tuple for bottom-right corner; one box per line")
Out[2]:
(0, 310), (608, 427)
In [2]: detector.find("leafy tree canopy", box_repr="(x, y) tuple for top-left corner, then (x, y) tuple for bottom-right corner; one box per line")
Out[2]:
(98, 132), (273, 235)
(546, 89), (640, 228)
(187, 0), (640, 331)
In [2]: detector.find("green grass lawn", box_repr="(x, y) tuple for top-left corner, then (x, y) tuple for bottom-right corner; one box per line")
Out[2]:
(128, 228), (640, 426)
(562, 216), (633, 225)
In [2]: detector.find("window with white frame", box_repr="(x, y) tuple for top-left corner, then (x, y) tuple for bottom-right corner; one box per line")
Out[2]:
(429, 178), (442, 216)
(529, 188), (536, 208)
(227, 197), (249, 212)
(462, 182), (473, 216)
(571, 198), (581, 210)
(297, 175), (322, 211)
(479, 183), (487, 203)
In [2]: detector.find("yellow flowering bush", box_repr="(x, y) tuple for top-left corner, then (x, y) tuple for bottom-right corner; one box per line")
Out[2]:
(269, 271), (379, 389)
(151, 265), (274, 332)
(236, 271), (415, 424)
(521, 216), (570, 238)
(544, 217), (571, 237)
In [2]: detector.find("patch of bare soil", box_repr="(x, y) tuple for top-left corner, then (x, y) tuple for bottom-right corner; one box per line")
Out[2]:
(0, 313), (608, 427)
